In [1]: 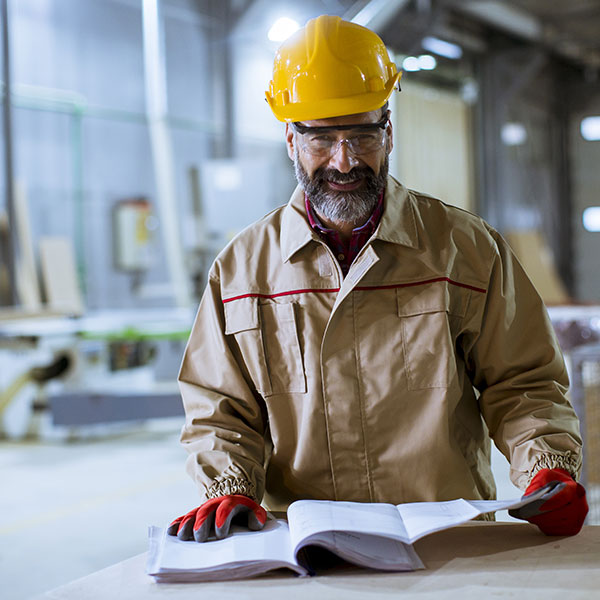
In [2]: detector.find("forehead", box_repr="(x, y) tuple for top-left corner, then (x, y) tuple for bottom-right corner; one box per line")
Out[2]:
(299, 109), (382, 128)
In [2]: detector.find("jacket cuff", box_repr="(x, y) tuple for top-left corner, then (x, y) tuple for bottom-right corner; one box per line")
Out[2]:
(206, 477), (257, 501)
(527, 451), (581, 485)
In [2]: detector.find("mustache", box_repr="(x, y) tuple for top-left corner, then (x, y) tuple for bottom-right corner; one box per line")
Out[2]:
(314, 167), (376, 184)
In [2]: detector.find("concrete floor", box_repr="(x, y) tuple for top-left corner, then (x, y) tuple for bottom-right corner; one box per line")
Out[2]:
(1, 420), (521, 600)
(0, 420), (198, 600)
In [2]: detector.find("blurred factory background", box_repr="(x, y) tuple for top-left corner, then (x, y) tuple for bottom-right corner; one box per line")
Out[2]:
(1, 0), (600, 597)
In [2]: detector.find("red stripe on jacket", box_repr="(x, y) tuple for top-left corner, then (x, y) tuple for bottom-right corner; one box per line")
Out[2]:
(222, 277), (486, 303)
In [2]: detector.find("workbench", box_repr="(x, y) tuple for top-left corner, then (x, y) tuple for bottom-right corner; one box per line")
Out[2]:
(36, 522), (600, 599)
(0, 309), (193, 436)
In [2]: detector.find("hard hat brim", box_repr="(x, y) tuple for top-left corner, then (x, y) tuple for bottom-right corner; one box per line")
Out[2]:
(267, 72), (401, 123)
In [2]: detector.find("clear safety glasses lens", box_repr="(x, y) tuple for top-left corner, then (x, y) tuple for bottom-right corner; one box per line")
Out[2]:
(292, 117), (388, 157)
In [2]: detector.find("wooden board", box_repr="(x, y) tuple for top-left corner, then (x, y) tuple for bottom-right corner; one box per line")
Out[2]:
(505, 229), (570, 305)
(39, 237), (84, 315)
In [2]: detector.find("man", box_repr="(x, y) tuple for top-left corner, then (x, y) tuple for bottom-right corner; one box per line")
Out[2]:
(169, 15), (587, 543)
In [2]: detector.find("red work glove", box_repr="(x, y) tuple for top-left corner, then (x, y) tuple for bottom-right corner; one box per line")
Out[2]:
(167, 495), (267, 542)
(523, 468), (588, 536)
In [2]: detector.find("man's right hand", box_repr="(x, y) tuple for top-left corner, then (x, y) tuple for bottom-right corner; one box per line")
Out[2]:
(167, 495), (267, 542)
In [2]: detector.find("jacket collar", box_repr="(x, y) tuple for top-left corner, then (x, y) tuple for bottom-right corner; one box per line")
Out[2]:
(280, 175), (419, 263)
(280, 185), (321, 263)
(373, 176), (419, 248)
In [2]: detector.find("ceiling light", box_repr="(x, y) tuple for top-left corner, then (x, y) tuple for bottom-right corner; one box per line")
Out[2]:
(421, 36), (463, 59)
(583, 207), (600, 232)
(402, 56), (420, 72)
(418, 55), (437, 70)
(581, 116), (600, 141)
(501, 123), (527, 146)
(268, 17), (300, 42)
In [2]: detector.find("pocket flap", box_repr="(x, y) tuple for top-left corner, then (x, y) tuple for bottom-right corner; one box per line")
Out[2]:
(397, 281), (468, 317)
(224, 297), (259, 334)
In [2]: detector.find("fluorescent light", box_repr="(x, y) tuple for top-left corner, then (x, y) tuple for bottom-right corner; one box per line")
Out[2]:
(418, 54), (437, 70)
(422, 36), (463, 59)
(581, 116), (600, 141)
(268, 17), (300, 42)
(583, 207), (600, 232)
(501, 123), (527, 146)
(402, 56), (420, 72)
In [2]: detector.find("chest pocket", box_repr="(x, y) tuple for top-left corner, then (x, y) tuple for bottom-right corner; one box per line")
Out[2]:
(259, 302), (306, 395)
(397, 282), (469, 390)
(224, 298), (306, 397)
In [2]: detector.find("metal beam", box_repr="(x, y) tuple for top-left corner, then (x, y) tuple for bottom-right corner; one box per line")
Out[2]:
(456, 1), (542, 42)
(474, 51), (503, 229)
(346, 0), (411, 33)
(499, 49), (546, 106)
(1, 0), (18, 306)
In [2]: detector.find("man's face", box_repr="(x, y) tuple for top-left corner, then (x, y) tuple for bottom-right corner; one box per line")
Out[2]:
(286, 109), (393, 226)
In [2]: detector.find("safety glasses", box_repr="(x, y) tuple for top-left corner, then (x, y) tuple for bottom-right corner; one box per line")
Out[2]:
(292, 115), (389, 157)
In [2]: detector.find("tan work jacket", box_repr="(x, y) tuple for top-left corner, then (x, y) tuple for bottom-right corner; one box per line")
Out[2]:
(179, 176), (582, 511)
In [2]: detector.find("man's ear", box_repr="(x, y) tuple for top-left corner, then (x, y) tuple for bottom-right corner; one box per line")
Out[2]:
(285, 123), (295, 161)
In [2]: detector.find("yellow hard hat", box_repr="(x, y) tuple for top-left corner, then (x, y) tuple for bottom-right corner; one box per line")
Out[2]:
(266, 15), (401, 123)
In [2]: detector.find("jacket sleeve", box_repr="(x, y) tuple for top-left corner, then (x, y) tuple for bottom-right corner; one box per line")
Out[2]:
(178, 271), (267, 503)
(464, 228), (583, 490)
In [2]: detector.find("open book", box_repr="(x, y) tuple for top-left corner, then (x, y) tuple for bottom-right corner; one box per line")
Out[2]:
(147, 482), (563, 582)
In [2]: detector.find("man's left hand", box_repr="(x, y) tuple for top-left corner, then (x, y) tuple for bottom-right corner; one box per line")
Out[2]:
(520, 468), (588, 536)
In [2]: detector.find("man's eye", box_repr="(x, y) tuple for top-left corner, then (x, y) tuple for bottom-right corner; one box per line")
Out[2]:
(308, 134), (334, 144)
(355, 133), (379, 142)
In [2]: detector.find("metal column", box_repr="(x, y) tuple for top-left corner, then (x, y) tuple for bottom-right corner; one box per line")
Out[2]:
(142, 0), (192, 308)
(1, 0), (18, 306)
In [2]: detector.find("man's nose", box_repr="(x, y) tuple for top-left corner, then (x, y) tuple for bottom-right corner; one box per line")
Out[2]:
(327, 140), (360, 173)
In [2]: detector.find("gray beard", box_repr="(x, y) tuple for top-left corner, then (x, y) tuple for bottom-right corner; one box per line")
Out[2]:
(294, 148), (388, 227)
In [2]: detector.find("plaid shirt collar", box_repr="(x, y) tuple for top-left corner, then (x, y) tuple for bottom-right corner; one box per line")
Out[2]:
(304, 190), (384, 276)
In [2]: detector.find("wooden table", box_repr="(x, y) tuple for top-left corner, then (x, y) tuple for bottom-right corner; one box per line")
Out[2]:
(37, 522), (600, 599)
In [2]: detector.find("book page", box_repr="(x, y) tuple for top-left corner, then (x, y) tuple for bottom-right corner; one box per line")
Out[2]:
(396, 499), (482, 542)
(467, 498), (527, 513)
(147, 519), (298, 574)
(396, 484), (559, 543)
(303, 530), (424, 571)
(287, 500), (407, 553)
(467, 482), (565, 516)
